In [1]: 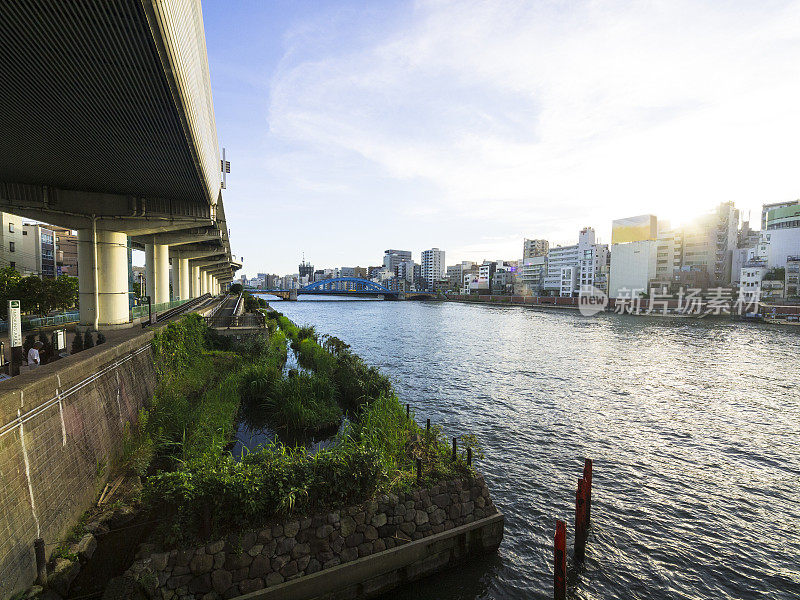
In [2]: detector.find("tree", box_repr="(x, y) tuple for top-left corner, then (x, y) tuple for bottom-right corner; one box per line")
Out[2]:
(51, 275), (78, 312)
(18, 276), (44, 314)
(229, 283), (243, 294)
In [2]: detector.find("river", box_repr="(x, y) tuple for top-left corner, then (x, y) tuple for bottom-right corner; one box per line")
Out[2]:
(258, 296), (800, 600)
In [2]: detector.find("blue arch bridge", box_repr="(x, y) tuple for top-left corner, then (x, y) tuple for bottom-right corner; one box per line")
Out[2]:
(253, 277), (437, 301)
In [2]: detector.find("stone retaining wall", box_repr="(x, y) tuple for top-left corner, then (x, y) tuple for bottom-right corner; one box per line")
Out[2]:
(127, 475), (498, 600)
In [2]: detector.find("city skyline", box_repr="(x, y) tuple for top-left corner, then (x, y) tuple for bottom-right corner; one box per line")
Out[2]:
(203, 0), (800, 274)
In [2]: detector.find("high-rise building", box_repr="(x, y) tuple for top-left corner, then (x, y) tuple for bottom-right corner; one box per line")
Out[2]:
(421, 248), (445, 290)
(383, 249), (412, 273)
(609, 214), (659, 297)
(299, 258), (314, 280)
(522, 239), (549, 259)
(681, 201), (738, 286)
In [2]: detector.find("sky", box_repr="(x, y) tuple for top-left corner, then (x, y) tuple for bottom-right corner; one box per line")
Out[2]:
(201, 0), (800, 276)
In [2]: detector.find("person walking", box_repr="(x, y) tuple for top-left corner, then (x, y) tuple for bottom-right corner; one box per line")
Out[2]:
(27, 341), (43, 368)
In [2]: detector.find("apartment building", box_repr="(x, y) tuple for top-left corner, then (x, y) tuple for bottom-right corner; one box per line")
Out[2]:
(523, 238), (549, 260)
(421, 248), (445, 290)
(680, 202), (738, 285)
(545, 227), (607, 297)
(519, 255), (547, 295)
(446, 261), (476, 290)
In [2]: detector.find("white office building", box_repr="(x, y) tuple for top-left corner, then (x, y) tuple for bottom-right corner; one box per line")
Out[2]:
(545, 228), (607, 297)
(609, 240), (658, 298)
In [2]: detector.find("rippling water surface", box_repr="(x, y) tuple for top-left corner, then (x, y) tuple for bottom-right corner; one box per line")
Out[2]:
(264, 297), (800, 600)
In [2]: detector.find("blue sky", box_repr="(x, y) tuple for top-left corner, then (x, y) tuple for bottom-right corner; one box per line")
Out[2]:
(203, 0), (800, 276)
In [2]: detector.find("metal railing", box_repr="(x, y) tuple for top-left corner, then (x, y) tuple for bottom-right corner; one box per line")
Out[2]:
(131, 298), (192, 320)
(0, 311), (81, 333)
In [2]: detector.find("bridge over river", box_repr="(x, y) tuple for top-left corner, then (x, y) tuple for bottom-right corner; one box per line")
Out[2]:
(252, 277), (438, 300)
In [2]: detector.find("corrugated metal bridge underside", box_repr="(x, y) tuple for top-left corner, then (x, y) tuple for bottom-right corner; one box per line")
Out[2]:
(0, 0), (214, 206)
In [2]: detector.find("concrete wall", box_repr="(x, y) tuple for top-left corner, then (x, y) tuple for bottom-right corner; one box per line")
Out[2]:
(0, 329), (157, 598)
(126, 476), (501, 600)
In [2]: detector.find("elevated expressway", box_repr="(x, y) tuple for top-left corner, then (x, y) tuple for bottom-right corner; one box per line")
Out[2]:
(0, 0), (241, 328)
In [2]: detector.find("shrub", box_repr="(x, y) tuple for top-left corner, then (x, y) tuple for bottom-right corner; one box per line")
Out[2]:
(83, 330), (95, 349)
(71, 332), (84, 354)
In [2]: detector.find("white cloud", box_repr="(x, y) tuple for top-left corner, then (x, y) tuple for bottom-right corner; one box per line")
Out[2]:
(260, 0), (800, 266)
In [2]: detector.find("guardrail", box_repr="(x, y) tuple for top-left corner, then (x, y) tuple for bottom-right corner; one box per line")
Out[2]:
(0, 311), (81, 333)
(131, 298), (191, 320)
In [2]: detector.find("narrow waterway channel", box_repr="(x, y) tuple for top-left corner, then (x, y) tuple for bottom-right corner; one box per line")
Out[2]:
(257, 295), (800, 600)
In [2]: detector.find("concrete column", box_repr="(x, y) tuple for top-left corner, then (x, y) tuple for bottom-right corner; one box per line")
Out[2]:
(77, 229), (129, 327)
(172, 256), (190, 301)
(145, 244), (170, 305)
(200, 271), (208, 295)
(190, 264), (201, 298)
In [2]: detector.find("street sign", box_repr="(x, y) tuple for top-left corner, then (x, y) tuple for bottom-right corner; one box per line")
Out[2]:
(55, 329), (66, 351)
(8, 300), (21, 348)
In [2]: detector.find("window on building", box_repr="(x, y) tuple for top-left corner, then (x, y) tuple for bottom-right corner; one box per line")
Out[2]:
(9, 261), (15, 270)
(9, 242), (15, 253)
(8, 223), (13, 233)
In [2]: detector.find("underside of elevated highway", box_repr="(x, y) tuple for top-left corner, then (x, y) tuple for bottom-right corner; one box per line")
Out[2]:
(0, 0), (241, 329)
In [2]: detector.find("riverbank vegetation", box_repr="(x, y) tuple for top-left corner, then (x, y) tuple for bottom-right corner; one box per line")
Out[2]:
(122, 312), (474, 544)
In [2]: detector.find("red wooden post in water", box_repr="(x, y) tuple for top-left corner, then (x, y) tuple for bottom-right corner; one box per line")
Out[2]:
(583, 458), (593, 527)
(554, 520), (566, 600)
(575, 478), (587, 561)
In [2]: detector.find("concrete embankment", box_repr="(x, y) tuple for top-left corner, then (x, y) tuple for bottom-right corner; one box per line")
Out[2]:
(0, 326), (158, 599)
(123, 476), (503, 600)
(0, 300), (223, 599)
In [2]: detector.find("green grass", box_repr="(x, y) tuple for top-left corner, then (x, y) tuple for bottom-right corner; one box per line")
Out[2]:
(134, 311), (477, 543)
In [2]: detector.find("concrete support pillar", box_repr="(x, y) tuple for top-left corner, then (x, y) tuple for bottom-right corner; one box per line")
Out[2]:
(172, 256), (190, 301)
(190, 264), (201, 298)
(145, 244), (170, 305)
(77, 229), (130, 327)
(200, 271), (208, 295)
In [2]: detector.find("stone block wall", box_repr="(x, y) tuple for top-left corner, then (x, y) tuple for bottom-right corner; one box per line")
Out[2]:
(0, 330), (157, 599)
(128, 475), (498, 600)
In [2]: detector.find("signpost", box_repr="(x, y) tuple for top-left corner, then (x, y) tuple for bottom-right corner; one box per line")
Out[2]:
(8, 300), (22, 376)
(53, 328), (66, 359)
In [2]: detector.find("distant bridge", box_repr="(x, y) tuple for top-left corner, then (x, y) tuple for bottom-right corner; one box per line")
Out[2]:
(250, 277), (438, 301)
